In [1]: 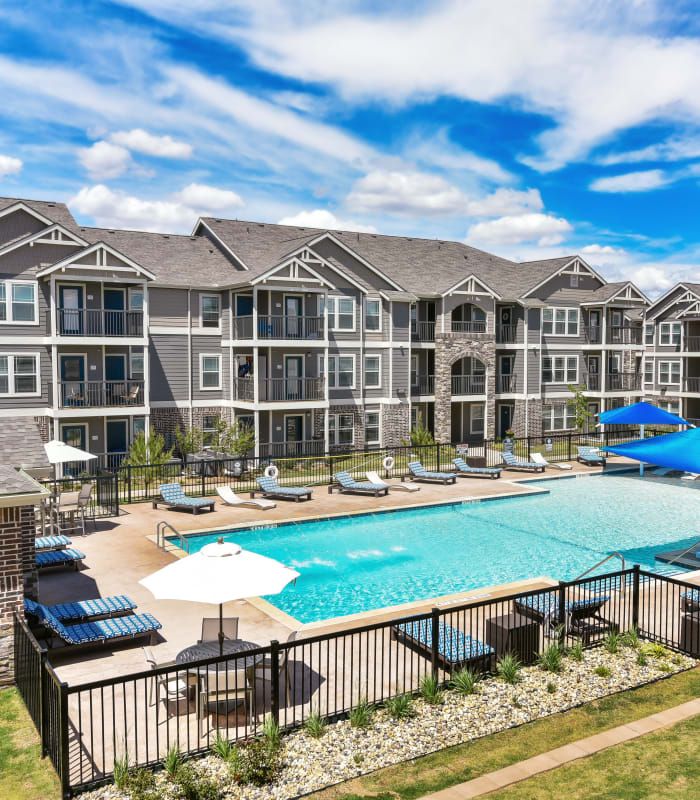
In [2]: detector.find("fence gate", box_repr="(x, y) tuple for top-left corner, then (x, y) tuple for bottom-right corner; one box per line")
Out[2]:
(95, 472), (119, 517)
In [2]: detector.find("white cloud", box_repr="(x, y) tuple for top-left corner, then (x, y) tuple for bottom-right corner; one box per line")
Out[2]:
(278, 209), (377, 233)
(110, 129), (193, 158)
(589, 169), (671, 193)
(466, 187), (543, 217)
(466, 213), (572, 245)
(174, 183), (244, 211)
(406, 128), (513, 183)
(0, 154), (22, 177)
(598, 135), (700, 165)
(78, 141), (131, 179)
(347, 169), (467, 215)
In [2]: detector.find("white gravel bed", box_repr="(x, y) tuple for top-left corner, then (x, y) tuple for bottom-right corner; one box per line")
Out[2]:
(83, 645), (696, 800)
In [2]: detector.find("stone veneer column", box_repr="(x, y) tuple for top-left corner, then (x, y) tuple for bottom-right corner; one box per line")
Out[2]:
(381, 402), (410, 446)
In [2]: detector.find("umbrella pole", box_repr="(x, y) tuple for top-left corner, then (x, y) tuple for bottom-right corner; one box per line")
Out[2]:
(640, 424), (645, 476)
(219, 602), (224, 656)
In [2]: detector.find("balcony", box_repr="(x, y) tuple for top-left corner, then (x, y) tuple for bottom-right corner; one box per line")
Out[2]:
(56, 308), (144, 337)
(607, 326), (643, 345)
(606, 372), (641, 391)
(684, 377), (700, 392)
(231, 315), (324, 340)
(583, 374), (600, 391)
(496, 374), (517, 392)
(686, 336), (700, 351)
(233, 377), (325, 403)
(583, 325), (602, 344)
(451, 374), (486, 395)
(411, 321), (435, 342)
(411, 375), (435, 396)
(260, 440), (325, 459)
(496, 324), (516, 343)
(451, 320), (487, 334)
(57, 380), (144, 408)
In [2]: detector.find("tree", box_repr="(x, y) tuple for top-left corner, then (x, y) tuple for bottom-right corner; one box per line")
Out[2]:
(566, 383), (592, 431)
(175, 424), (202, 459)
(124, 432), (175, 486)
(401, 418), (435, 447)
(221, 419), (256, 457)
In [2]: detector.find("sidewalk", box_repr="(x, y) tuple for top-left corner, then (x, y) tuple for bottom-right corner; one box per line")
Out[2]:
(422, 697), (700, 800)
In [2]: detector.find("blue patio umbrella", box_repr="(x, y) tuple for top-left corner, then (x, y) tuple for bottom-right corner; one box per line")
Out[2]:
(600, 426), (700, 475)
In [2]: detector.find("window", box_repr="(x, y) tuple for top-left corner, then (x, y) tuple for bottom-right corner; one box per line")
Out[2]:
(659, 322), (681, 346)
(200, 294), (221, 328)
(329, 413), (354, 446)
(470, 404), (485, 434)
(0, 353), (39, 395)
(0, 280), (37, 324)
(202, 414), (219, 446)
(658, 400), (680, 416)
(364, 355), (380, 388)
(658, 361), (680, 385)
(542, 308), (578, 336)
(411, 354), (418, 387)
(130, 351), (144, 379)
(411, 406), (419, 429)
(200, 354), (221, 389)
(644, 360), (654, 384)
(644, 324), (654, 345)
(365, 298), (381, 332)
(542, 356), (577, 384)
(325, 296), (355, 331)
(365, 411), (380, 444)
(322, 354), (355, 388)
(569, 274), (579, 287)
(129, 288), (144, 310)
(132, 417), (146, 439)
(543, 404), (576, 431)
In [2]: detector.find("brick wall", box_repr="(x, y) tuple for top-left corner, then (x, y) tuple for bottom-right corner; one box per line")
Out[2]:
(381, 402), (410, 446)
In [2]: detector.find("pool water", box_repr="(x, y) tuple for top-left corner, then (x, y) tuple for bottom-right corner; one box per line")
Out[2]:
(180, 474), (700, 623)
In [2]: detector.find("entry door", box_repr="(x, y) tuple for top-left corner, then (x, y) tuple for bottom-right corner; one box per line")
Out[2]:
(285, 415), (303, 455)
(105, 355), (126, 405)
(60, 355), (85, 406)
(500, 306), (513, 326)
(104, 288), (125, 336)
(106, 419), (128, 468)
(499, 405), (513, 437)
(61, 424), (87, 476)
(59, 286), (83, 334)
(285, 295), (303, 338)
(285, 356), (303, 399)
(587, 355), (600, 390)
(499, 355), (513, 392)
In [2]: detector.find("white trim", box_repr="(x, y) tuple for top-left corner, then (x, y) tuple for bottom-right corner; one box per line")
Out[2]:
(658, 321), (681, 347)
(541, 354), (579, 385)
(542, 307), (580, 337)
(0, 351), (41, 396)
(470, 402), (486, 435)
(522, 257), (605, 298)
(59, 421), (88, 451)
(320, 352), (356, 390)
(199, 352), (222, 391)
(198, 292), (221, 331)
(36, 241), (156, 280)
(441, 273), (501, 300)
(328, 410), (355, 446)
(0, 201), (56, 227)
(325, 295), (356, 333)
(252, 255), (339, 291)
(0, 222), (88, 258)
(364, 296), (382, 334)
(282, 412), (306, 446)
(363, 352), (381, 389)
(658, 360), (681, 385)
(0, 279), (39, 326)
(149, 326), (191, 335)
(646, 283), (700, 320)
(364, 408), (381, 445)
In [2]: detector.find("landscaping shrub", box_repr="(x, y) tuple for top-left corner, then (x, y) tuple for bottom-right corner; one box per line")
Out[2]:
(420, 674), (445, 705)
(568, 640), (584, 661)
(594, 665), (611, 678)
(211, 731), (233, 760)
(621, 626), (640, 649)
(449, 666), (481, 695)
(304, 710), (326, 738)
(385, 694), (416, 719)
(263, 716), (281, 748)
(604, 631), (621, 654)
(162, 745), (182, 779)
(538, 643), (563, 673)
(176, 764), (223, 799)
(349, 698), (374, 728)
(230, 739), (281, 786)
(497, 653), (521, 684)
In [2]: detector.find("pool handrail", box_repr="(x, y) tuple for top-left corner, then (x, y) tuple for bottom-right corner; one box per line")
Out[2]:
(574, 552), (625, 581)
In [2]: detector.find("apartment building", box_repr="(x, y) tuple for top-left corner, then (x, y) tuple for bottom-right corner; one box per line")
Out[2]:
(0, 195), (652, 468)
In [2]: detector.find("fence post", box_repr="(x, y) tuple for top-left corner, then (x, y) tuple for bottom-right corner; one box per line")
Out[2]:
(567, 433), (572, 462)
(436, 442), (441, 472)
(269, 639), (280, 727)
(39, 649), (47, 757)
(632, 564), (640, 631)
(558, 581), (567, 633)
(59, 681), (70, 800)
(127, 464), (132, 505)
(430, 607), (440, 679)
(201, 460), (206, 498)
(527, 436), (531, 460)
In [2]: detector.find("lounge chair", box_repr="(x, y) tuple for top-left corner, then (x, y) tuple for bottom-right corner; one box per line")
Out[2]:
(216, 486), (276, 510)
(452, 457), (501, 479)
(332, 471), (389, 496)
(407, 461), (457, 484)
(652, 467), (672, 476)
(514, 591), (614, 642)
(34, 535), (72, 552)
(153, 483), (216, 514)
(681, 588), (699, 613)
(24, 595), (137, 624)
(531, 452), (572, 471)
(577, 446), (606, 467)
(393, 618), (494, 672)
(253, 476), (312, 502)
(366, 470), (420, 492)
(681, 472), (699, 481)
(501, 451), (545, 473)
(36, 548), (85, 572)
(29, 603), (161, 649)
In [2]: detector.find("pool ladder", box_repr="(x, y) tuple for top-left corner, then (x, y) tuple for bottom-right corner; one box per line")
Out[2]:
(574, 552), (625, 581)
(156, 520), (190, 554)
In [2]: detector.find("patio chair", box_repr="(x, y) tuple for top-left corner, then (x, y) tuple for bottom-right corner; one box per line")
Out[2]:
(30, 604), (161, 649)
(332, 471), (389, 497)
(55, 483), (94, 535)
(407, 461), (457, 484)
(365, 470), (420, 492)
(577, 446), (607, 467)
(199, 617), (239, 643)
(681, 588), (700, 613)
(36, 548), (86, 572)
(34, 535), (72, 552)
(514, 591), (614, 643)
(501, 451), (546, 473)
(254, 630), (298, 707)
(25, 595), (137, 624)
(393, 618), (494, 673)
(531, 452), (572, 470)
(215, 486), (276, 510)
(452, 457), (501, 479)
(253, 476), (312, 502)
(199, 665), (254, 735)
(153, 482), (216, 514)
(119, 384), (141, 404)
(143, 646), (197, 713)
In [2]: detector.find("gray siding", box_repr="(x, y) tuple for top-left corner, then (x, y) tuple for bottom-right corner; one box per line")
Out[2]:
(149, 287), (188, 327)
(0, 208), (47, 246)
(0, 344), (50, 408)
(149, 335), (189, 402)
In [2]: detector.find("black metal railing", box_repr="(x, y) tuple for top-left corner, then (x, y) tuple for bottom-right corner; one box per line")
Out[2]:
(607, 326), (643, 345)
(411, 375), (435, 395)
(496, 324), (516, 343)
(451, 374), (486, 394)
(58, 380), (144, 408)
(496, 374), (517, 392)
(583, 325), (602, 344)
(259, 440), (325, 458)
(451, 320), (487, 334)
(411, 321), (435, 342)
(606, 372), (641, 391)
(57, 308), (143, 337)
(38, 472), (120, 518)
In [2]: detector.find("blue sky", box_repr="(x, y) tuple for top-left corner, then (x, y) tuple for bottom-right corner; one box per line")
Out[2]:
(1, 1), (700, 295)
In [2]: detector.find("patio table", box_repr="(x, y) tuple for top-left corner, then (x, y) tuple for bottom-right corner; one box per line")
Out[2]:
(175, 639), (264, 670)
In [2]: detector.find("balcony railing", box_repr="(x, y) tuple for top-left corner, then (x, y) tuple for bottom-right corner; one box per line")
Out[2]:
(231, 315), (324, 340)
(231, 377), (325, 403)
(686, 336), (700, 351)
(496, 374), (517, 392)
(259, 440), (325, 459)
(583, 325), (602, 344)
(606, 372), (641, 391)
(583, 373), (600, 391)
(685, 417), (700, 426)
(57, 308), (143, 337)
(684, 377), (700, 392)
(451, 320), (487, 334)
(451, 374), (486, 394)
(496, 324), (516, 343)
(232, 377), (255, 402)
(607, 326), (643, 345)
(411, 375), (435, 395)
(58, 380), (144, 408)
(411, 321), (435, 342)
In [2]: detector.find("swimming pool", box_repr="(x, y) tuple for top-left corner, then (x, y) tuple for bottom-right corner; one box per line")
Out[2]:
(179, 474), (700, 623)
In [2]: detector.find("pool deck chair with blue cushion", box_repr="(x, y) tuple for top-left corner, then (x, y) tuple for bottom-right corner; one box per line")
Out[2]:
(514, 591), (615, 643)
(332, 471), (390, 496)
(34, 535), (72, 552)
(153, 483), (216, 514)
(28, 603), (161, 650)
(501, 451), (545, 472)
(393, 618), (494, 672)
(577, 446), (607, 467)
(452, 457), (501, 480)
(681, 589), (699, 613)
(36, 548), (86, 572)
(407, 461), (457, 484)
(25, 595), (137, 624)
(253, 476), (312, 502)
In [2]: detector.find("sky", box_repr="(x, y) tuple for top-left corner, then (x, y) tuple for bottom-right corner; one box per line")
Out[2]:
(2, 0), (700, 296)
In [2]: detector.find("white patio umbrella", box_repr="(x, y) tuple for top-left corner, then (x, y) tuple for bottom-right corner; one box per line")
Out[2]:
(44, 438), (97, 488)
(139, 538), (300, 654)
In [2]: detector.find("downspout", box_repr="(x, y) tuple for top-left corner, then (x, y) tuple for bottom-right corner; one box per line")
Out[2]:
(187, 288), (193, 427)
(523, 304), (529, 435)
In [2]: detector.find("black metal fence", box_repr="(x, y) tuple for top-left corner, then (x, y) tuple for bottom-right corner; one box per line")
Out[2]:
(37, 472), (120, 518)
(14, 566), (700, 798)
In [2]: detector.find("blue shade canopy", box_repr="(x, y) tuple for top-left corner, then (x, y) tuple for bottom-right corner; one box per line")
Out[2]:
(598, 401), (688, 426)
(601, 427), (700, 472)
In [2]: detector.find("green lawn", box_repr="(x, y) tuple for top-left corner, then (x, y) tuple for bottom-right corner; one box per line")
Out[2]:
(311, 669), (700, 800)
(0, 688), (60, 800)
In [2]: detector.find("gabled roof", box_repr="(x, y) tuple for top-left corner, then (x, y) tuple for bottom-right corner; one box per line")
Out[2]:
(0, 222), (88, 258)
(581, 281), (649, 305)
(0, 418), (49, 470)
(0, 197), (79, 231)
